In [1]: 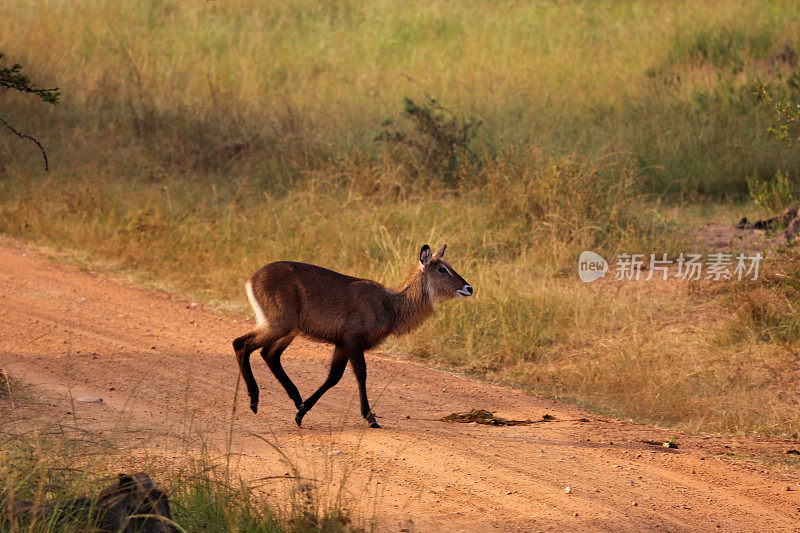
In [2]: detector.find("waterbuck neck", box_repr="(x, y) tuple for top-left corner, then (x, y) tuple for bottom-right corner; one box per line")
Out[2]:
(390, 268), (434, 335)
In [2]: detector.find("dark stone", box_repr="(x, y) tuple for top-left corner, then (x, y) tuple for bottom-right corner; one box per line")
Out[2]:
(2, 473), (178, 532)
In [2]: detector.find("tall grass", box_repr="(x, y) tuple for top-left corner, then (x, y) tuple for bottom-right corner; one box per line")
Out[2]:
(2, 0), (800, 436)
(3, 0), (800, 194)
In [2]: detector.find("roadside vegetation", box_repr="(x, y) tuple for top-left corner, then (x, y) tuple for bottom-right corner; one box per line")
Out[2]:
(2, 0), (800, 443)
(0, 386), (358, 532)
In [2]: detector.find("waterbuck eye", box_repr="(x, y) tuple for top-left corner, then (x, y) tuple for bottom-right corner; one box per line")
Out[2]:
(437, 266), (448, 274)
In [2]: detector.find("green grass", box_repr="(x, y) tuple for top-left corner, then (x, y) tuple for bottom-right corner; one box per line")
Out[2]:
(3, 0), (800, 194)
(2, 0), (800, 439)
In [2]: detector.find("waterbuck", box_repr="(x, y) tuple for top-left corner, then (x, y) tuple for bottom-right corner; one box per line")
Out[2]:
(232, 244), (472, 428)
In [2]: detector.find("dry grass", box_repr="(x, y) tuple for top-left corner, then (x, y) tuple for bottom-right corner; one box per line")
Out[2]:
(2, 0), (800, 437)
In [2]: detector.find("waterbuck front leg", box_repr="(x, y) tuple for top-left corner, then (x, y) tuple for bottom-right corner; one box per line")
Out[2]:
(295, 344), (348, 427)
(233, 331), (262, 413)
(260, 334), (302, 409)
(349, 348), (380, 428)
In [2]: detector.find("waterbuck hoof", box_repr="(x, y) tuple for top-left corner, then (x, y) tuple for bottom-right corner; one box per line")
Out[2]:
(369, 421), (382, 429)
(295, 407), (305, 427)
(250, 402), (258, 414)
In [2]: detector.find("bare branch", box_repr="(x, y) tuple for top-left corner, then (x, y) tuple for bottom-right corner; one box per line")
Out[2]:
(0, 115), (49, 171)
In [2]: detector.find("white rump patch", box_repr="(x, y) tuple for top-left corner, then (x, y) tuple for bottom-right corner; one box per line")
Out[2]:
(245, 279), (268, 328)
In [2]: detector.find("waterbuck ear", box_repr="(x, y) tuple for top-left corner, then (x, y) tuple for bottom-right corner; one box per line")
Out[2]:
(432, 244), (447, 260)
(419, 244), (432, 267)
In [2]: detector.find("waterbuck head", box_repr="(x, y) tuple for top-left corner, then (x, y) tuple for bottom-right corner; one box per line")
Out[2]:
(418, 244), (472, 303)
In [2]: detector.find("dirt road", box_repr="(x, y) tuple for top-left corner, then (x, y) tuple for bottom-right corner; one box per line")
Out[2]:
(1, 243), (799, 531)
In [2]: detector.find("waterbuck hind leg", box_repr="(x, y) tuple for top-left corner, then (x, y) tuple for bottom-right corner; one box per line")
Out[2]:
(295, 345), (349, 427)
(234, 328), (290, 413)
(350, 349), (380, 428)
(259, 335), (302, 409)
(233, 332), (261, 413)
